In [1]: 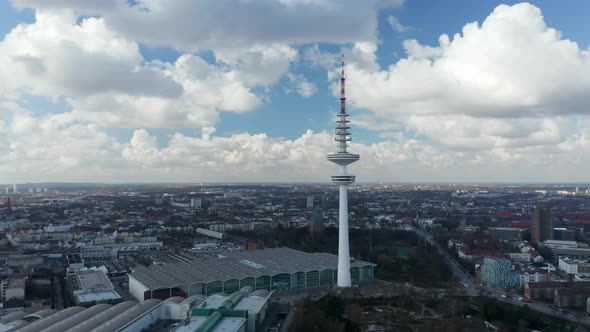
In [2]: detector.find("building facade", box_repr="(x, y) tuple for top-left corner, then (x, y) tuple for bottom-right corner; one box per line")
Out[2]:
(306, 196), (314, 209)
(488, 227), (526, 241)
(555, 287), (590, 309)
(531, 203), (553, 243)
(558, 257), (590, 274)
(480, 257), (521, 289)
(524, 281), (590, 301)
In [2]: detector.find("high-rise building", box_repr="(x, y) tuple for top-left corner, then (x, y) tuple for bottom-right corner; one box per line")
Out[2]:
(12, 184), (17, 194)
(531, 203), (553, 243)
(308, 213), (324, 240)
(190, 198), (202, 209)
(306, 195), (314, 209)
(327, 55), (359, 287)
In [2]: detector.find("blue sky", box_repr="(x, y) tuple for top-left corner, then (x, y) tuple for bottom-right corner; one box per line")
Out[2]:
(1, 0), (590, 183)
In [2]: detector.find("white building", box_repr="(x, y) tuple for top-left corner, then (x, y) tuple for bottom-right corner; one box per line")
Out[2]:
(519, 271), (547, 284)
(170, 200), (190, 208)
(179, 288), (271, 332)
(208, 224), (226, 233)
(509, 253), (532, 263)
(1, 277), (26, 302)
(545, 240), (586, 249)
(558, 257), (590, 274)
(70, 270), (122, 306)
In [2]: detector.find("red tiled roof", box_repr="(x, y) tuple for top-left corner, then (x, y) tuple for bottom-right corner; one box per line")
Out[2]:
(459, 248), (496, 256)
(498, 220), (531, 228)
(491, 211), (515, 218)
(526, 281), (590, 289)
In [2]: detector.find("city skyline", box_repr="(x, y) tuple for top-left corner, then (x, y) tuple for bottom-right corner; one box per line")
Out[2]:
(1, 1), (590, 183)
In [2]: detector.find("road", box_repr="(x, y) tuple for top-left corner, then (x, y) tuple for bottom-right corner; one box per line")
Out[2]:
(412, 227), (478, 296)
(407, 227), (590, 326)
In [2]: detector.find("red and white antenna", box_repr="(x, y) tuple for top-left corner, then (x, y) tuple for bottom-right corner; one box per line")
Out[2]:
(340, 53), (346, 113)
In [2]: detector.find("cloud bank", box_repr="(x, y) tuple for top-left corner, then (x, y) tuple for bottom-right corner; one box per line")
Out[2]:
(1, 2), (590, 183)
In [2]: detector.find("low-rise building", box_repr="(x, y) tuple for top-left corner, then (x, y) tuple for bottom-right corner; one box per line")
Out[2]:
(0, 298), (24, 316)
(447, 239), (464, 250)
(554, 228), (576, 241)
(458, 248), (496, 261)
(508, 253), (531, 263)
(188, 287), (271, 332)
(0, 287), (271, 332)
(558, 257), (590, 274)
(543, 240), (590, 257)
(519, 269), (550, 285)
(69, 270), (122, 306)
(458, 225), (480, 233)
(1, 277), (26, 302)
(488, 227), (526, 240)
(524, 281), (590, 301)
(555, 287), (590, 309)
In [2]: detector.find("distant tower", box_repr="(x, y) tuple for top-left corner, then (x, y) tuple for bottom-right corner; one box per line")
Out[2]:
(12, 184), (17, 194)
(531, 202), (553, 243)
(327, 54), (359, 287)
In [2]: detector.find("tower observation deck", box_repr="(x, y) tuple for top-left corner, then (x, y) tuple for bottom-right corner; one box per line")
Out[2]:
(327, 54), (359, 287)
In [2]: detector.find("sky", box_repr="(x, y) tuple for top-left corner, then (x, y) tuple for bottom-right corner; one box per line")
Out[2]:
(1, 0), (590, 184)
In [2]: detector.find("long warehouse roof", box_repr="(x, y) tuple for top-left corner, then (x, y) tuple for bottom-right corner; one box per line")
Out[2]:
(89, 299), (162, 332)
(130, 247), (375, 289)
(63, 301), (138, 332)
(39, 303), (112, 332)
(11, 306), (85, 332)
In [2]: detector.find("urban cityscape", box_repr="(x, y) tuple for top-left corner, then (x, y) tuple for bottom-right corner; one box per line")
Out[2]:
(2, 0), (590, 331)
(2, 182), (590, 330)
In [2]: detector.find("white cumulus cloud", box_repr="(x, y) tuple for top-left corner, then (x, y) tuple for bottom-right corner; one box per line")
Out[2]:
(12, 0), (401, 50)
(320, 3), (590, 170)
(286, 73), (318, 98)
(347, 4), (590, 119)
(387, 15), (410, 32)
(0, 9), (274, 128)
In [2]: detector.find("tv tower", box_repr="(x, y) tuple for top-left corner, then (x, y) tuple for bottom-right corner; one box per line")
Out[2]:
(327, 54), (359, 287)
